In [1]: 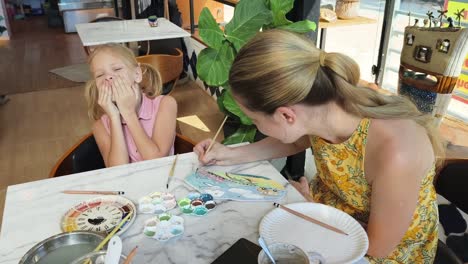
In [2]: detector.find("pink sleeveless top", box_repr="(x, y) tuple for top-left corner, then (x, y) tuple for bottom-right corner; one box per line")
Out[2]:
(100, 95), (174, 163)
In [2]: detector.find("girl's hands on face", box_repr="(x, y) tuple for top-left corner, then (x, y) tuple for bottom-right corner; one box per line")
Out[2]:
(112, 75), (139, 118)
(97, 82), (119, 118)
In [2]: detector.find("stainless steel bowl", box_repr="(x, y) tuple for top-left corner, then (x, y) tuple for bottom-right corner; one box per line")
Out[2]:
(20, 231), (105, 264)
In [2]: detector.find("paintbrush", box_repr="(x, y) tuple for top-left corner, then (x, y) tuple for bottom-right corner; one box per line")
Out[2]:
(166, 154), (179, 189)
(273, 203), (348, 236)
(205, 116), (228, 155)
(83, 211), (134, 264)
(123, 246), (138, 264)
(62, 190), (125, 195)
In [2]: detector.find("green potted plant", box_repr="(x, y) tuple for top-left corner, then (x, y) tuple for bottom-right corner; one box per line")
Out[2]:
(196, 0), (316, 144)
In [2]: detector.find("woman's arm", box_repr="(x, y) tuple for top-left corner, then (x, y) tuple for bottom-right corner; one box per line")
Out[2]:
(195, 135), (311, 165)
(365, 136), (433, 258)
(93, 117), (129, 167)
(123, 96), (177, 160)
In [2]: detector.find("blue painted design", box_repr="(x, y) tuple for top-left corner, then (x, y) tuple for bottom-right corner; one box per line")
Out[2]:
(398, 82), (437, 113)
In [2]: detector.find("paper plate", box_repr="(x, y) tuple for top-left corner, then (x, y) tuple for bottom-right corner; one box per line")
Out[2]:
(62, 195), (136, 235)
(259, 203), (368, 264)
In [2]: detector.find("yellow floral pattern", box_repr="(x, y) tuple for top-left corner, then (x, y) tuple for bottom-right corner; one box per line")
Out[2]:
(309, 118), (438, 263)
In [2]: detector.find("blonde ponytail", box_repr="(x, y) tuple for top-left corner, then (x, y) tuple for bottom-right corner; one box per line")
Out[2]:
(229, 30), (445, 166)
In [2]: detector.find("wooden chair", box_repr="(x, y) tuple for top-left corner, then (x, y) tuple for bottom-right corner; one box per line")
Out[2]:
(136, 48), (183, 95)
(49, 133), (105, 178)
(50, 133), (196, 177)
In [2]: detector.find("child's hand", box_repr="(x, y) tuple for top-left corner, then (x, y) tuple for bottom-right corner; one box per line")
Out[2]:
(113, 75), (139, 118)
(98, 82), (119, 118)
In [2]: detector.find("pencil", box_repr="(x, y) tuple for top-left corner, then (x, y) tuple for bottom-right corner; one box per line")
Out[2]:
(62, 190), (125, 195)
(205, 116), (228, 154)
(273, 203), (348, 236)
(123, 246), (138, 264)
(166, 154), (179, 189)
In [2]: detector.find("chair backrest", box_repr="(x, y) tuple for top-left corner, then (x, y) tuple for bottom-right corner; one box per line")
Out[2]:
(50, 133), (195, 177)
(136, 48), (183, 85)
(174, 133), (196, 154)
(49, 133), (105, 178)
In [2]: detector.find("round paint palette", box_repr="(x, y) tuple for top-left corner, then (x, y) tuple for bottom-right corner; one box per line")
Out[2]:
(143, 213), (184, 241)
(178, 192), (216, 216)
(62, 196), (136, 235)
(138, 192), (177, 214)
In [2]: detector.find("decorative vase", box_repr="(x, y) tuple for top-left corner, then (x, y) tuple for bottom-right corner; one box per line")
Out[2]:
(335, 0), (360, 19)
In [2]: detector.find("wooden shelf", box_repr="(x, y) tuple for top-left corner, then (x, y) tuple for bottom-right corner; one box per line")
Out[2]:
(319, 16), (377, 29)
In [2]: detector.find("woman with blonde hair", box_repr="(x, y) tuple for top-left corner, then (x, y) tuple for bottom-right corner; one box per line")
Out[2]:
(194, 30), (443, 263)
(85, 44), (177, 167)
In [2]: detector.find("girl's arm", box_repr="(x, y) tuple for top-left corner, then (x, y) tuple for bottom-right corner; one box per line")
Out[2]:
(195, 135), (311, 166)
(123, 96), (177, 160)
(93, 116), (129, 167)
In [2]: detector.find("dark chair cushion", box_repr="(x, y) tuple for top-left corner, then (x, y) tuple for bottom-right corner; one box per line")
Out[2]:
(72, 135), (105, 174)
(438, 204), (467, 236)
(446, 234), (468, 262)
(434, 240), (463, 264)
(435, 163), (468, 214)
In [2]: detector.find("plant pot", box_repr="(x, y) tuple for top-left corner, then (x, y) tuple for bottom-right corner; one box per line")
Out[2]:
(335, 0), (360, 19)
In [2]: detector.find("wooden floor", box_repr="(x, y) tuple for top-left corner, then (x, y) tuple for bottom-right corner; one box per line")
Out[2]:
(0, 16), (86, 94)
(0, 16), (224, 229)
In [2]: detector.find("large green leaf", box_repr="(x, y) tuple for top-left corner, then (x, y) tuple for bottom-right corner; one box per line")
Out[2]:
(198, 8), (225, 50)
(224, 0), (272, 52)
(279, 20), (317, 33)
(222, 125), (257, 144)
(222, 89), (253, 125)
(269, 0), (294, 27)
(196, 42), (235, 87)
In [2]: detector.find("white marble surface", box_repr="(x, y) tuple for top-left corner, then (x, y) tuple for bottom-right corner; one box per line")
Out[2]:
(0, 153), (307, 263)
(76, 18), (191, 46)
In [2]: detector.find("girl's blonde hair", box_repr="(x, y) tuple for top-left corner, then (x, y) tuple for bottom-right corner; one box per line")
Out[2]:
(84, 43), (163, 120)
(229, 30), (444, 166)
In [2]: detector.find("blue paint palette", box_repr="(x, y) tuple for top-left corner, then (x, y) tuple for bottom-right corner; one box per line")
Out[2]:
(178, 192), (216, 216)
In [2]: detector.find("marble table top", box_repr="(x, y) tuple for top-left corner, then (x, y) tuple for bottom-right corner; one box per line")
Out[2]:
(76, 18), (191, 46)
(0, 153), (308, 263)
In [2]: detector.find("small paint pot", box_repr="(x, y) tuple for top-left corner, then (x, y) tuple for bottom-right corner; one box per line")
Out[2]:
(153, 204), (166, 214)
(158, 213), (171, 221)
(170, 225), (184, 236)
(162, 193), (174, 201)
(204, 200), (216, 210)
(200, 193), (214, 202)
(191, 199), (203, 207)
(169, 215), (184, 225)
(178, 198), (191, 207)
(151, 197), (163, 205)
(187, 192), (200, 200)
(193, 206), (208, 216)
(181, 206), (194, 214)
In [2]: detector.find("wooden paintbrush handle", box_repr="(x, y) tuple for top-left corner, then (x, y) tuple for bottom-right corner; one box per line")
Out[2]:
(274, 203), (348, 236)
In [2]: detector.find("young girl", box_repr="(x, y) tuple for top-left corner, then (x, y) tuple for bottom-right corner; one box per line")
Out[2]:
(194, 30), (443, 263)
(85, 44), (177, 167)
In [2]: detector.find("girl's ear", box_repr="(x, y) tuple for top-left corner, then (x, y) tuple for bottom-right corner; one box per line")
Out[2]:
(135, 65), (143, 83)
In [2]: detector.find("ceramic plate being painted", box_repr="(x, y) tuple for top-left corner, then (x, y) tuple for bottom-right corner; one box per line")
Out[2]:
(61, 195), (136, 235)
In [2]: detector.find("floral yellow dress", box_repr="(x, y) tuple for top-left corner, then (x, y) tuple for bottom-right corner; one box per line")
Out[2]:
(309, 118), (438, 263)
